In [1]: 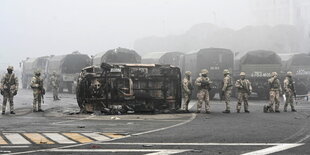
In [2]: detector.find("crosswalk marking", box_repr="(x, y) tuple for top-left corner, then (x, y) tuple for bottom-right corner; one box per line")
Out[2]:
(104, 133), (126, 139)
(62, 133), (93, 143)
(23, 133), (54, 144)
(43, 133), (76, 144)
(82, 133), (111, 141)
(3, 133), (31, 144)
(0, 132), (126, 145)
(0, 136), (8, 144)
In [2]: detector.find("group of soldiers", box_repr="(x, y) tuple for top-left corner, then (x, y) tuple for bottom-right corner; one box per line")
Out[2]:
(0, 66), (60, 115)
(182, 69), (297, 114)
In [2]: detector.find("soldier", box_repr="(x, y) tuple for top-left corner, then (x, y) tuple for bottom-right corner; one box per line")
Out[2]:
(50, 71), (60, 101)
(195, 69), (212, 114)
(182, 71), (193, 112)
(283, 71), (297, 112)
(30, 70), (45, 112)
(222, 69), (233, 113)
(264, 72), (282, 113)
(0, 66), (18, 114)
(235, 72), (252, 113)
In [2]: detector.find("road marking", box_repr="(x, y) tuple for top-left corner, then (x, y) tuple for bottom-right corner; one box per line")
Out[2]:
(0, 146), (29, 148)
(43, 133), (76, 144)
(62, 133), (93, 143)
(23, 133), (54, 144)
(297, 134), (310, 143)
(94, 142), (302, 146)
(3, 133), (31, 144)
(132, 113), (196, 136)
(46, 149), (191, 155)
(81, 133), (111, 141)
(242, 144), (304, 155)
(0, 136), (8, 144)
(103, 133), (126, 139)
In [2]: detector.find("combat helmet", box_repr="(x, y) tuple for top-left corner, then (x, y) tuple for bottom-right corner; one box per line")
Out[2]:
(223, 69), (230, 75)
(7, 66), (14, 71)
(185, 71), (191, 76)
(287, 71), (293, 77)
(34, 70), (41, 75)
(271, 72), (278, 77)
(240, 72), (246, 76)
(201, 69), (208, 75)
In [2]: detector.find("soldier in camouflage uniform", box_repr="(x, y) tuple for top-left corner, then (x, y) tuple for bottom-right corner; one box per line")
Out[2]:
(235, 72), (252, 113)
(30, 70), (44, 112)
(0, 66), (18, 114)
(222, 69), (233, 113)
(283, 71), (297, 112)
(195, 69), (212, 114)
(50, 71), (60, 101)
(264, 72), (282, 113)
(182, 71), (193, 112)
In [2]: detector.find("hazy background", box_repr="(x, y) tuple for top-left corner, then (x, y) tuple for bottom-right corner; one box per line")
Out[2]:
(0, 0), (309, 72)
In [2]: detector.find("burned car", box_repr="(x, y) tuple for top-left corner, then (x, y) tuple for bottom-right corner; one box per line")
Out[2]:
(76, 63), (182, 114)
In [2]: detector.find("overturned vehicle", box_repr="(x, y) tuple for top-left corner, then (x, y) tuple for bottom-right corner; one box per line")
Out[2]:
(76, 63), (182, 114)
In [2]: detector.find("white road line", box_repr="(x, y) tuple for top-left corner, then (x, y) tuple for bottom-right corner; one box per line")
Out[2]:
(242, 144), (304, 155)
(94, 142), (302, 146)
(43, 133), (76, 144)
(51, 115), (95, 125)
(132, 113), (196, 136)
(46, 149), (191, 154)
(81, 133), (111, 141)
(297, 135), (310, 143)
(3, 133), (31, 144)
(0, 146), (29, 148)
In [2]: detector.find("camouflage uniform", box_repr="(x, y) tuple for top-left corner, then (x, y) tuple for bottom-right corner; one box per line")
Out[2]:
(30, 71), (44, 112)
(283, 72), (296, 112)
(265, 72), (282, 113)
(235, 72), (252, 113)
(222, 69), (233, 113)
(182, 71), (193, 112)
(50, 72), (60, 101)
(195, 69), (212, 113)
(0, 66), (18, 114)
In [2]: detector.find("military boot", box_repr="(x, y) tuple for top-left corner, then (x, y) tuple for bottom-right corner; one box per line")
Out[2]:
(284, 109), (287, 112)
(10, 111), (15, 114)
(275, 110), (280, 113)
(222, 110), (230, 113)
(237, 109), (240, 113)
(263, 105), (268, 113)
(38, 109), (44, 112)
(292, 109), (297, 112)
(245, 110), (250, 113)
(2, 111), (4, 115)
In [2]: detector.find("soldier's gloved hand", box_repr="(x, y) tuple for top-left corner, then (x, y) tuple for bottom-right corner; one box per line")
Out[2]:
(13, 90), (17, 96)
(239, 85), (243, 89)
(0, 90), (3, 95)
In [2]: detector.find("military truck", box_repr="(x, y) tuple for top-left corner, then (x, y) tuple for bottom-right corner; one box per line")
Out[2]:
(238, 50), (282, 99)
(158, 52), (184, 68)
(47, 52), (90, 93)
(92, 48), (141, 66)
(182, 48), (234, 99)
(141, 52), (167, 64)
(284, 53), (310, 95)
(76, 63), (182, 113)
(21, 56), (49, 89)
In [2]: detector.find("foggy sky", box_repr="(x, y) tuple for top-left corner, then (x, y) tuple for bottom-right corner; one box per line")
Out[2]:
(0, 0), (252, 70)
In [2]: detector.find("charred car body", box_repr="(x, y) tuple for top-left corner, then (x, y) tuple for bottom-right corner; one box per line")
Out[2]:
(76, 63), (182, 113)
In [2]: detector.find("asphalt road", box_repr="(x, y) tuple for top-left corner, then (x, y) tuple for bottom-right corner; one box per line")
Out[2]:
(0, 89), (309, 155)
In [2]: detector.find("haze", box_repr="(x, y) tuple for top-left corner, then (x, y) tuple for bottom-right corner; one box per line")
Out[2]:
(0, 0), (309, 71)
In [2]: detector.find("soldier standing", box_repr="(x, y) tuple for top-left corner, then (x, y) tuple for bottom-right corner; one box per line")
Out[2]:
(235, 72), (252, 113)
(195, 69), (212, 114)
(222, 69), (233, 113)
(30, 70), (45, 112)
(264, 72), (282, 113)
(283, 71), (297, 112)
(50, 71), (60, 101)
(0, 66), (18, 114)
(182, 71), (193, 112)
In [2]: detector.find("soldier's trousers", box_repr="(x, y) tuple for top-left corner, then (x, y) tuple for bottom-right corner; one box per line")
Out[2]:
(284, 90), (295, 110)
(269, 90), (280, 111)
(33, 90), (42, 111)
(237, 92), (249, 111)
(197, 89), (210, 112)
(2, 91), (14, 112)
(52, 87), (59, 99)
(183, 93), (192, 110)
(224, 90), (232, 110)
